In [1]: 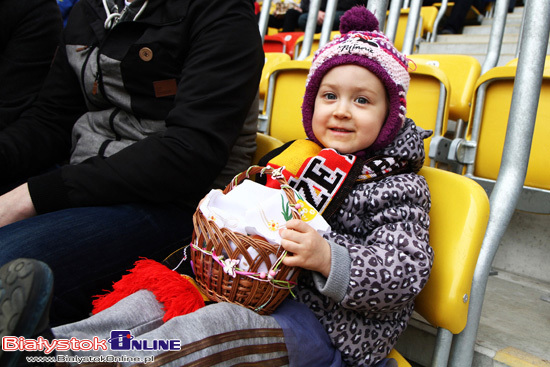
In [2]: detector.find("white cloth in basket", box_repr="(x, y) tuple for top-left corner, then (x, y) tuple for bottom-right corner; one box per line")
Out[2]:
(199, 179), (331, 273)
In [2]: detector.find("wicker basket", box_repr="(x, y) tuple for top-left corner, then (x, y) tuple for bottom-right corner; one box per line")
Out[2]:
(191, 166), (301, 315)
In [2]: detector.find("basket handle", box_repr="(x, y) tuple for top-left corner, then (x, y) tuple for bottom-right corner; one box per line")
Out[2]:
(223, 166), (301, 221)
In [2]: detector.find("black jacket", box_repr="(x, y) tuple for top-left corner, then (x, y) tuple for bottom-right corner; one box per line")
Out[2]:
(0, 0), (264, 213)
(0, 0), (62, 129)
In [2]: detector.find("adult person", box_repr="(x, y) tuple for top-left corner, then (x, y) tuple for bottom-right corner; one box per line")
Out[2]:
(0, 0), (263, 326)
(439, 0), (517, 34)
(0, 0), (62, 130)
(297, 0), (367, 33)
(269, 0), (367, 33)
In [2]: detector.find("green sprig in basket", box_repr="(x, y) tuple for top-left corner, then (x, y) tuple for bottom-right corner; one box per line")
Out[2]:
(191, 166), (301, 314)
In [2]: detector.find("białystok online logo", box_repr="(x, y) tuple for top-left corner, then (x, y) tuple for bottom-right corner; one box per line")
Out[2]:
(108, 330), (181, 351)
(2, 330), (181, 354)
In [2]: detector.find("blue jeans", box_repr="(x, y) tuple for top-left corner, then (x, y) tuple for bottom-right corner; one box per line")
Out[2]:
(0, 203), (194, 326)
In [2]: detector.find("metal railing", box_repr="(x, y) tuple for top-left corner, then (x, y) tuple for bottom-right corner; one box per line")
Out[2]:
(449, 0), (550, 365)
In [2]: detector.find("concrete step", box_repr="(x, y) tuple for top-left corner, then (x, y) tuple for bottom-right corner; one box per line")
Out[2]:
(432, 34), (520, 44)
(462, 24), (522, 35)
(416, 41), (549, 67)
(416, 25), (548, 67)
(494, 211), (550, 284)
(396, 270), (550, 367)
(481, 13), (525, 26)
(417, 39), (520, 55)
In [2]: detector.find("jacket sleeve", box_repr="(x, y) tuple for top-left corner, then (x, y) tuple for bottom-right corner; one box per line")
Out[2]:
(321, 173), (433, 314)
(21, 0), (264, 213)
(0, 0), (62, 129)
(0, 24), (86, 184)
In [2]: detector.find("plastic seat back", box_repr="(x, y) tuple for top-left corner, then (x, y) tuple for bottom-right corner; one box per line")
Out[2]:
(420, 6), (439, 36)
(392, 166), (489, 366)
(411, 54), (481, 124)
(262, 60), (310, 142)
(469, 66), (550, 192)
(407, 63), (451, 165)
(389, 8), (423, 52)
(415, 167), (489, 333)
(253, 133), (284, 165)
(263, 32), (304, 58)
(260, 53), (292, 113)
(432, 2), (482, 21)
(391, 10), (410, 52)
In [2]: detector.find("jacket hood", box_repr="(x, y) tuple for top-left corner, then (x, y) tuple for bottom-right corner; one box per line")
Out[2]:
(367, 117), (432, 173)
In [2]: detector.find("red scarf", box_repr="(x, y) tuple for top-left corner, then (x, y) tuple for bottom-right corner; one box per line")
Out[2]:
(264, 140), (409, 219)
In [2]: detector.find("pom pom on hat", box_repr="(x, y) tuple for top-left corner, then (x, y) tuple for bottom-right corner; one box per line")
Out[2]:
(302, 6), (410, 154)
(339, 5), (379, 34)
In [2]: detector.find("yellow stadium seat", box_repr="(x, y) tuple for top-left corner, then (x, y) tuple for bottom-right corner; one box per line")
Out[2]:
(387, 349), (412, 367)
(414, 167), (489, 333)
(392, 166), (489, 366)
(410, 54), (481, 125)
(253, 132), (284, 165)
(407, 62), (451, 166)
(435, 64), (550, 213)
(388, 8), (423, 52)
(259, 52), (292, 113)
(261, 59), (310, 142)
(267, 27), (280, 36)
(432, 2), (483, 22)
(420, 6), (439, 37)
(468, 66), (550, 193)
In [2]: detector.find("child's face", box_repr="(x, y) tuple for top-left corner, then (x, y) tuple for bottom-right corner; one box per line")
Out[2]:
(312, 64), (388, 154)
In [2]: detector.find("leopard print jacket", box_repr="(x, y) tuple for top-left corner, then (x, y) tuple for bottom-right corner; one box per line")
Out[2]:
(292, 118), (433, 366)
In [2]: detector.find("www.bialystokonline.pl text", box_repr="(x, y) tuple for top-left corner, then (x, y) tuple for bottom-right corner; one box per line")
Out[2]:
(25, 354), (155, 364)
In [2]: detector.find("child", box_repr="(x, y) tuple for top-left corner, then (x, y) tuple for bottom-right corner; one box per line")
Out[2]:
(256, 6), (433, 365)
(0, 6), (432, 367)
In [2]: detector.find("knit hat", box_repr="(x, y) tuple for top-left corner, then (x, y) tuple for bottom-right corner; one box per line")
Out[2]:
(302, 6), (410, 153)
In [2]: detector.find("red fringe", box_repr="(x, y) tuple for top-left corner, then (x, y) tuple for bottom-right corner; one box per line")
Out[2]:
(92, 258), (205, 322)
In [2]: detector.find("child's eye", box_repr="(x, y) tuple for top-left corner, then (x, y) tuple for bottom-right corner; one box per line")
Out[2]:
(355, 97), (369, 104)
(324, 92), (337, 100)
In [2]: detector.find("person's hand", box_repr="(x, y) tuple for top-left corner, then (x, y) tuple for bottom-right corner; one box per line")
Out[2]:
(317, 10), (325, 25)
(0, 183), (37, 227)
(279, 219), (331, 277)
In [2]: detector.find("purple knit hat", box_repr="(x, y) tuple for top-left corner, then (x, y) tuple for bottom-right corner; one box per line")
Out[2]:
(302, 6), (410, 153)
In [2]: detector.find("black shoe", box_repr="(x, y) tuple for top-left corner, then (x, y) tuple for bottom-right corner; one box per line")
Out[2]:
(0, 259), (54, 367)
(439, 27), (457, 35)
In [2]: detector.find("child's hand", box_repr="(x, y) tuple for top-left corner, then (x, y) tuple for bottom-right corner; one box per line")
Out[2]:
(279, 219), (331, 277)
